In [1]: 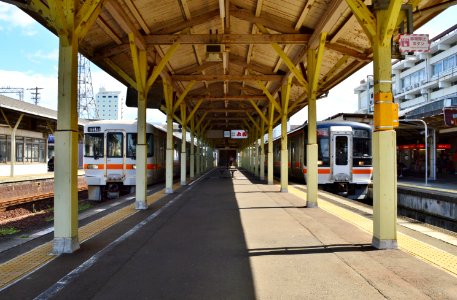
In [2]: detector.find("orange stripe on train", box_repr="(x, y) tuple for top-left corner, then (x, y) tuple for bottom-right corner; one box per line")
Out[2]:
(84, 164), (161, 170)
(302, 168), (331, 174)
(302, 168), (372, 175)
(352, 168), (373, 174)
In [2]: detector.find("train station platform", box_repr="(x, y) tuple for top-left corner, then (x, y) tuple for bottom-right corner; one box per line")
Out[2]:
(1, 168), (457, 298)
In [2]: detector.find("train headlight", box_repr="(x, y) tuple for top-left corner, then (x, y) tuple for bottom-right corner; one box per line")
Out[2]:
(133, 165), (136, 169)
(358, 161), (365, 166)
(88, 164), (99, 169)
(317, 160), (323, 166)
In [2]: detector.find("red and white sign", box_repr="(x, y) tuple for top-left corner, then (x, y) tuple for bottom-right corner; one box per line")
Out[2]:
(230, 130), (248, 139)
(398, 34), (430, 53)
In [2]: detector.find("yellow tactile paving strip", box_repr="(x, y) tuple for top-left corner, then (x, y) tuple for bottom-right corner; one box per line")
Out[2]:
(0, 182), (180, 290)
(398, 182), (457, 194)
(288, 185), (457, 276)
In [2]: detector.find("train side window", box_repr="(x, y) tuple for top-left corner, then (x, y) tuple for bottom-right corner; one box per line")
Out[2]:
(84, 133), (104, 158)
(127, 133), (137, 158)
(147, 133), (154, 157)
(107, 132), (123, 157)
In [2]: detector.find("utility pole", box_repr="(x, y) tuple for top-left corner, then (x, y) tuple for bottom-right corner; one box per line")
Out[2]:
(0, 87), (24, 101)
(27, 87), (43, 105)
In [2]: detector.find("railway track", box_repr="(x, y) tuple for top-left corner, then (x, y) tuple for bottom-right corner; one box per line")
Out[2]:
(0, 177), (87, 211)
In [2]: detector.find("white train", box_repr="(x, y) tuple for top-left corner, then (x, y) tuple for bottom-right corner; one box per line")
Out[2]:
(270, 121), (373, 199)
(83, 120), (187, 200)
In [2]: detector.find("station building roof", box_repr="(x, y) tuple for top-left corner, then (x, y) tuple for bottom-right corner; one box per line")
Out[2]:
(0, 95), (87, 136)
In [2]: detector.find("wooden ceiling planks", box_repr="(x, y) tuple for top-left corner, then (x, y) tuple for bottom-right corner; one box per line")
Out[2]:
(9, 0), (451, 148)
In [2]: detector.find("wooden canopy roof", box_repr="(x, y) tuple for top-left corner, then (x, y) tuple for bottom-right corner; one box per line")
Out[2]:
(8, 0), (455, 149)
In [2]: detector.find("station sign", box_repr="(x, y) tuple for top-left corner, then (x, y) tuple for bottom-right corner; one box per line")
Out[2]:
(223, 130), (231, 138)
(398, 34), (430, 53)
(230, 130), (248, 139)
(443, 107), (457, 126)
(398, 144), (451, 150)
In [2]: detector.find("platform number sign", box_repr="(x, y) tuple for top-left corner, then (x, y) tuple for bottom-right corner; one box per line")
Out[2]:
(443, 107), (457, 126)
(398, 34), (430, 53)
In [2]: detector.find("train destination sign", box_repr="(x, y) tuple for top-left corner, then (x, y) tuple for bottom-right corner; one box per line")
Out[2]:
(230, 130), (248, 139)
(398, 34), (430, 53)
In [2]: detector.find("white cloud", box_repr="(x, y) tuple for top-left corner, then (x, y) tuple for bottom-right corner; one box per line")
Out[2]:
(0, 69), (58, 109)
(0, 3), (36, 32)
(25, 49), (59, 64)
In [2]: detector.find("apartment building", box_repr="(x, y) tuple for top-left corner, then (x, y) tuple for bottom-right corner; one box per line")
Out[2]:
(95, 87), (123, 120)
(354, 25), (457, 177)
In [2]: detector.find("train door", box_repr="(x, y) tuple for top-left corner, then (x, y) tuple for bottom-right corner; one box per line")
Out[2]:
(104, 129), (126, 180)
(330, 126), (352, 182)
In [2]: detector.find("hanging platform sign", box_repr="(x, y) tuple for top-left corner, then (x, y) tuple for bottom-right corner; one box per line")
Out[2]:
(230, 130), (248, 139)
(398, 34), (430, 53)
(443, 106), (457, 126)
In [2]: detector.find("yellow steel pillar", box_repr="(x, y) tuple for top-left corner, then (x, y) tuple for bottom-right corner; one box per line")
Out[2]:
(180, 103), (187, 185)
(280, 77), (292, 192)
(190, 118), (195, 179)
(345, 0), (401, 249)
(260, 118), (265, 181)
(267, 102), (274, 185)
(254, 127), (259, 177)
(164, 83), (174, 194)
(54, 34), (80, 253)
(51, 0), (104, 254)
(306, 32), (327, 208)
(128, 33), (148, 209)
(196, 135), (201, 176)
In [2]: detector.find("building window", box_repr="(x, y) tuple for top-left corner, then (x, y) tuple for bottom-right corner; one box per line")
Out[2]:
(432, 61), (443, 76)
(0, 135), (10, 163)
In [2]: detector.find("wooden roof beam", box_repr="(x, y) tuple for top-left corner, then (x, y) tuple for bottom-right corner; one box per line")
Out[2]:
(231, 7), (313, 34)
(151, 9), (220, 34)
(230, 54), (275, 75)
(145, 34), (309, 45)
(187, 95), (267, 101)
(172, 74), (283, 81)
(104, 0), (146, 50)
(325, 43), (371, 61)
(124, 0), (151, 34)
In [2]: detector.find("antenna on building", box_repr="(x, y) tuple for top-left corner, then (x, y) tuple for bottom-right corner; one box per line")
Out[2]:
(0, 87), (24, 101)
(78, 53), (98, 119)
(27, 87), (43, 105)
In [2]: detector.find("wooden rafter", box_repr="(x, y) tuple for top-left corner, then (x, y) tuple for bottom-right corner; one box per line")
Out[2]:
(172, 74), (283, 81)
(145, 34), (310, 45)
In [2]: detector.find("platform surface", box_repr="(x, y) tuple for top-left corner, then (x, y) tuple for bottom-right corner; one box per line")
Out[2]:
(1, 168), (457, 299)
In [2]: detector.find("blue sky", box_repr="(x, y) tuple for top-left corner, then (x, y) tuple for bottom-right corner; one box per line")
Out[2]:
(0, 2), (456, 124)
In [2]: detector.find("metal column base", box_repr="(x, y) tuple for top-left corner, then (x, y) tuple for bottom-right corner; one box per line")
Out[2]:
(306, 201), (318, 208)
(53, 237), (80, 254)
(180, 181), (187, 186)
(372, 237), (398, 249)
(280, 188), (288, 193)
(165, 188), (174, 194)
(135, 201), (148, 210)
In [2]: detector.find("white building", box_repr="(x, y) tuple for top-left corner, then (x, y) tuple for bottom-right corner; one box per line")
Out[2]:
(355, 25), (457, 115)
(354, 25), (457, 177)
(95, 87), (123, 120)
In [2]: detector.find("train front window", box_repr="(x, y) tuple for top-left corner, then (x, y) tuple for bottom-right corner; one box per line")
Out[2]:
(353, 129), (372, 166)
(107, 132), (123, 157)
(318, 138), (330, 166)
(127, 133), (137, 158)
(85, 133), (104, 158)
(335, 136), (348, 165)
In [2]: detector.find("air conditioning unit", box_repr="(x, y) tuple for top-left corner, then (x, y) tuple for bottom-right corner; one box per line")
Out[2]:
(206, 44), (223, 62)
